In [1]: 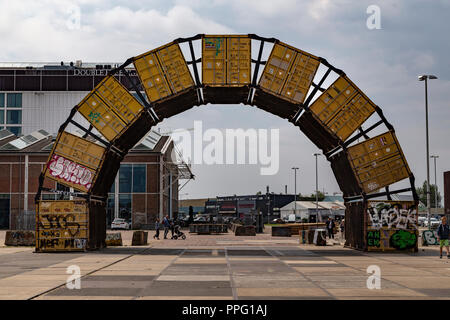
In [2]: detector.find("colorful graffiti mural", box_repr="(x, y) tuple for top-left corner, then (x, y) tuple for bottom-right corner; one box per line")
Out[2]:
(366, 201), (418, 252)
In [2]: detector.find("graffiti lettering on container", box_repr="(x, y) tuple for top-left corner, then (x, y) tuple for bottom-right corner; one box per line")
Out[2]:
(38, 214), (81, 236)
(47, 154), (93, 190)
(367, 230), (381, 248)
(368, 202), (417, 230)
(390, 229), (417, 250)
(39, 230), (61, 238)
(422, 230), (439, 246)
(39, 238), (86, 249)
(88, 111), (101, 124)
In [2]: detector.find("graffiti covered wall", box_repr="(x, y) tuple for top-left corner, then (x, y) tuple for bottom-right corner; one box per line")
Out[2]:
(36, 200), (88, 252)
(366, 201), (418, 252)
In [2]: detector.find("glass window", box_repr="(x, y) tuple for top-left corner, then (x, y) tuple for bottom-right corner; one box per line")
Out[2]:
(0, 93), (4, 107)
(6, 110), (21, 124)
(133, 164), (146, 193)
(7, 126), (21, 135)
(7, 93), (22, 108)
(109, 179), (115, 193)
(119, 164), (132, 193)
(119, 194), (131, 221)
(0, 110), (3, 124)
(42, 194), (56, 201)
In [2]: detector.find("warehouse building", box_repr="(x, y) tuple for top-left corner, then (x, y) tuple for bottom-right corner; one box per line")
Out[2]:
(0, 128), (190, 230)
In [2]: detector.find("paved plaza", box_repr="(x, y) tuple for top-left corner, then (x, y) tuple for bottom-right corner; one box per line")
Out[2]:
(0, 230), (449, 300)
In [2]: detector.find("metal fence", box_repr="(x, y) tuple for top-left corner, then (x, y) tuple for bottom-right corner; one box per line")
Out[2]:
(15, 210), (35, 231)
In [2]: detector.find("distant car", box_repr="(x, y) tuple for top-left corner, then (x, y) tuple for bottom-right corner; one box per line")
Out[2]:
(423, 218), (440, 228)
(418, 216), (427, 226)
(111, 218), (131, 230)
(271, 218), (284, 224)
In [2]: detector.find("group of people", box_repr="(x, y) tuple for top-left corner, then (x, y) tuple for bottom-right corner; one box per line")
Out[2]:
(325, 217), (345, 240)
(153, 215), (177, 240)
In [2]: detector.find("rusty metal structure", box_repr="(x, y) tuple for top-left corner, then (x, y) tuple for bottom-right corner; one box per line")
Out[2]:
(34, 34), (419, 252)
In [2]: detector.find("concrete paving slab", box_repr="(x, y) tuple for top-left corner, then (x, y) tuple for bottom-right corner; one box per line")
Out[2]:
(34, 295), (136, 300)
(293, 267), (365, 275)
(326, 288), (425, 297)
(137, 296), (233, 300)
(45, 287), (143, 296)
(236, 287), (329, 297)
(141, 280), (232, 296)
(156, 275), (230, 281)
(78, 281), (149, 289)
(381, 276), (450, 288)
(233, 279), (316, 288)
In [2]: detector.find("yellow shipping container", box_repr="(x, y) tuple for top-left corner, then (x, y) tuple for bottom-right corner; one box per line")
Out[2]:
(202, 35), (251, 86)
(347, 131), (411, 193)
(309, 76), (376, 141)
(36, 200), (88, 252)
(78, 76), (143, 142)
(134, 42), (194, 103)
(44, 131), (107, 193)
(259, 42), (319, 104)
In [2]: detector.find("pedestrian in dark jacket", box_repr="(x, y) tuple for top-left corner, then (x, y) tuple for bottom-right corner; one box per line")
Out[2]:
(326, 218), (335, 239)
(163, 215), (170, 239)
(437, 216), (450, 259)
(153, 218), (160, 240)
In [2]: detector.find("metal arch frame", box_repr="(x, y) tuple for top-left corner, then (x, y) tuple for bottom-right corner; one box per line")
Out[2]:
(34, 33), (419, 251)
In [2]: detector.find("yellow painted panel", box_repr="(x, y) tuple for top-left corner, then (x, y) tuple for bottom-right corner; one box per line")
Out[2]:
(134, 42), (194, 102)
(280, 51), (320, 103)
(203, 36), (226, 85)
(156, 44), (194, 93)
(78, 93), (127, 142)
(36, 200), (88, 251)
(78, 76), (143, 142)
(53, 131), (106, 170)
(227, 36), (251, 85)
(259, 42), (319, 104)
(310, 76), (376, 141)
(348, 131), (411, 193)
(96, 76), (144, 123)
(202, 35), (251, 86)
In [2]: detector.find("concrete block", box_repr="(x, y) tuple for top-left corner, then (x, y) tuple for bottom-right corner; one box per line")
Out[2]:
(105, 233), (123, 246)
(272, 226), (291, 237)
(131, 231), (148, 246)
(5, 230), (35, 246)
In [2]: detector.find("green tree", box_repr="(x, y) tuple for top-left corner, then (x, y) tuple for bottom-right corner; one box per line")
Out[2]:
(416, 181), (442, 208)
(256, 191), (262, 195)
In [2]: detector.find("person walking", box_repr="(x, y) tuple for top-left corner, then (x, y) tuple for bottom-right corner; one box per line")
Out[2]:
(153, 218), (160, 240)
(437, 216), (450, 259)
(340, 219), (345, 241)
(326, 217), (335, 239)
(163, 215), (170, 239)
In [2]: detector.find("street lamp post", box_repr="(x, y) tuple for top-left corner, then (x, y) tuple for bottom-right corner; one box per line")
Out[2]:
(292, 167), (299, 217)
(313, 153), (321, 222)
(418, 74), (438, 230)
(431, 155), (439, 208)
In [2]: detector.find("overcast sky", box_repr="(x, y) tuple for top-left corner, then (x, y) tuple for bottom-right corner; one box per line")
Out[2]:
(0, 0), (449, 200)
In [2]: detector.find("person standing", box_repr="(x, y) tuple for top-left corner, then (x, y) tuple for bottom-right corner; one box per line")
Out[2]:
(437, 216), (450, 259)
(326, 217), (335, 239)
(153, 218), (160, 240)
(163, 215), (170, 239)
(340, 219), (345, 240)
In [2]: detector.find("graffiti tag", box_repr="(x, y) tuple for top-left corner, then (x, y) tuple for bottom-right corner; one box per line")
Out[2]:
(47, 154), (93, 190)
(368, 203), (417, 230)
(390, 229), (417, 250)
(422, 230), (439, 246)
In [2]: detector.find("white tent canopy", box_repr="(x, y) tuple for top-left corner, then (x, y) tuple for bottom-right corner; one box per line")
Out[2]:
(279, 201), (345, 221)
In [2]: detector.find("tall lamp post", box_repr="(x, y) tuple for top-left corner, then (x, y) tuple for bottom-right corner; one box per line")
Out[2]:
(292, 167), (299, 217)
(418, 74), (438, 230)
(431, 155), (439, 208)
(313, 153), (321, 222)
